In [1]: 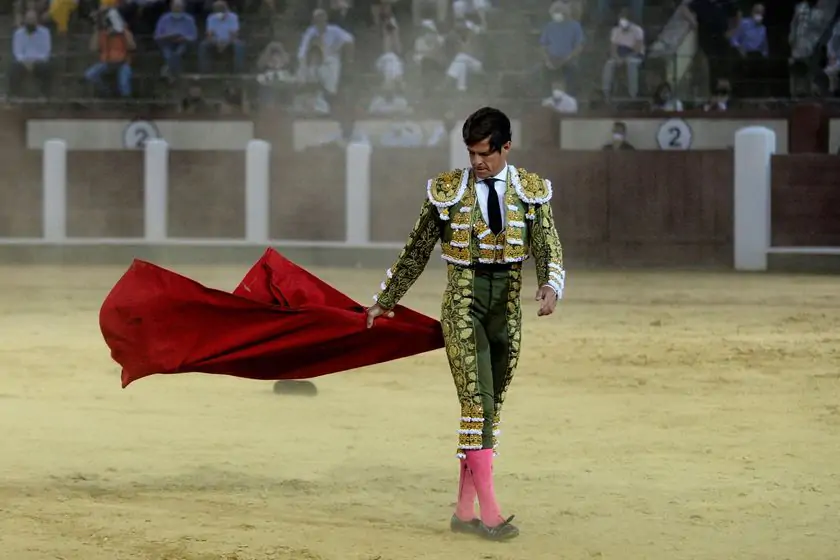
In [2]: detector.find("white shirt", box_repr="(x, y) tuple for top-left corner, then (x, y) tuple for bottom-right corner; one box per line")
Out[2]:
(297, 24), (354, 60)
(541, 92), (578, 113)
(475, 165), (508, 228)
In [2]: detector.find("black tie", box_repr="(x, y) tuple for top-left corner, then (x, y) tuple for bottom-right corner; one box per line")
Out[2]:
(485, 178), (503, 235)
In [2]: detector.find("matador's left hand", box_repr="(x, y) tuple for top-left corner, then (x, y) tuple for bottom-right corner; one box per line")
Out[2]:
(535, 286), (558, 317)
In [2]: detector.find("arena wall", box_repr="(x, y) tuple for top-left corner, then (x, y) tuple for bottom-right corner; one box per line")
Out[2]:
(0, 108), (838, 270)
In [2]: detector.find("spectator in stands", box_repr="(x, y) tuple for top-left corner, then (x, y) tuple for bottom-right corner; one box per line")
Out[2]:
(412, 19), (445, 95)
(199, 0), (245, 73)
(294, 44), (331, 114)
(256, 41), (296, 106)
(789, 0), (825, 96)
(680, 0), (737, 92)
(84, 8), (136, 98)
(602, 121), (635, 150)
(824, 22), (840, 93)
(703, 77), (731, 111)
(601, 9), (644, 99)
(9, 9), (52, 98)
(541, 77), (578, 113)
(375, 14), (403, 85)
(539, 0), (584, 95)
(650, 81), (683, 111)
(730, 3), (768, 98)
(368, 80), (411, 115)
(297, 8), (355, 96)
(444, 18), (484, 92)
(412, 0), (447, 26)
(155, 0), (198, 81)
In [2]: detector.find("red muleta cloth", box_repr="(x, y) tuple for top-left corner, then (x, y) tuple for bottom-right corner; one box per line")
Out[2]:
(99, 248), (444, 388)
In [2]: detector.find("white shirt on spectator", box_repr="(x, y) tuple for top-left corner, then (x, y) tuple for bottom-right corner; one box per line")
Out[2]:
(542, 91), (578, 113)
(12, 25), (51, 63)
(611, 21), (645, 54)
(297, 24), (353, 60)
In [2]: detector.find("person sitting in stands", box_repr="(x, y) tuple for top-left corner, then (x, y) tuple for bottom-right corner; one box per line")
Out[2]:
(199, 0), (245, 73)
(84, 8), (136, 98)
(9, 9), (52, 98)
(154, 0), (198, 81)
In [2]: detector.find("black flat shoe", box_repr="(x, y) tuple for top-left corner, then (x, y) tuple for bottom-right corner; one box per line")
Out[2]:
(480, 515), (520, 541)
(450, 515), (484, 535)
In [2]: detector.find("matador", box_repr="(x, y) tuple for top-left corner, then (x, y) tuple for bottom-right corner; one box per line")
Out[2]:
(365, 107), (565, 541)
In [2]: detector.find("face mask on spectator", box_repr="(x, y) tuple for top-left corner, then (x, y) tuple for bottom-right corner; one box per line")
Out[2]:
(619, 18), (629, 28)
(553, 89), (564, 98)
(753, 13), (762, 22)
(551, 12), (564, 22)
(613, 133), (624, 141)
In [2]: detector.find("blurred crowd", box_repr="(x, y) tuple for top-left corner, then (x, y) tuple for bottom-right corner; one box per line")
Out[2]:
(5, 0), (840, 115)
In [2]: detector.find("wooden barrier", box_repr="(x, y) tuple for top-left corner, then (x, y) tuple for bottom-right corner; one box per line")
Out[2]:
(771, 154), (840, 247)
(1, 108), (839, 267)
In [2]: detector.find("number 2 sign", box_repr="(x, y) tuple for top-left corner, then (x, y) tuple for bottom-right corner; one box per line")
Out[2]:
(656, 118), (693, 151)
(123, 120), (161, 149)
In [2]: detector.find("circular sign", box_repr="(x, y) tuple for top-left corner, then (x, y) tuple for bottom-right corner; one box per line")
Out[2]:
(656, 118), (693, 150)
(123, 120), (161, 149)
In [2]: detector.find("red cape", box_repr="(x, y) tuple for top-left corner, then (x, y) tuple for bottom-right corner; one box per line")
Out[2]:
(99, 248), (444, 388)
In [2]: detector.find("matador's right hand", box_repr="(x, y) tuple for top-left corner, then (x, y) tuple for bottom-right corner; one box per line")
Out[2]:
(365, 303), (395, 328)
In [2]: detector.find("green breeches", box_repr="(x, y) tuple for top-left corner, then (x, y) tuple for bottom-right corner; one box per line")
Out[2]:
(440, 264), (523, 458)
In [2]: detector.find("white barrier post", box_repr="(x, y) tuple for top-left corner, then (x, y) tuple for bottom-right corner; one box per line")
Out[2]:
(245, 140), (271, 244)
(449, 121), (469, 171)
(345, 141), (372, 244)
(734, 126), (776, 271)
(144, 139), (169, 242)
(42, 139), (67, 242)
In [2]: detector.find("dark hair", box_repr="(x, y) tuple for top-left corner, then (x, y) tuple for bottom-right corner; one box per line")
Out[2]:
(613, 121), (627, 132)
(462, 107), (512, 152)
(652, 82), (672, 105)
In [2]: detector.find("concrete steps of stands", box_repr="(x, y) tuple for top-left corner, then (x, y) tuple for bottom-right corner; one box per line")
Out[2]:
(0, 0), (679, 105)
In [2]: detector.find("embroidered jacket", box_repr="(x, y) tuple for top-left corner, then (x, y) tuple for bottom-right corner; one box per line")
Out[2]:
(374, 165), (565, 309)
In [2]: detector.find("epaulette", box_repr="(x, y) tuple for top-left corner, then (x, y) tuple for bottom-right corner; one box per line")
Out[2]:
(426, 168), (470, 221)
(512, 167), (553, 205)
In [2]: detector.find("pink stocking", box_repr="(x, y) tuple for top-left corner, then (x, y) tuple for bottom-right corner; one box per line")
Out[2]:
(455, 458), (477, 521)
(464, 448), (505, 528)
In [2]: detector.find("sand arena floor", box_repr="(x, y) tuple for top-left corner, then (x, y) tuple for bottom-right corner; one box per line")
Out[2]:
(0, 264), (838, 560)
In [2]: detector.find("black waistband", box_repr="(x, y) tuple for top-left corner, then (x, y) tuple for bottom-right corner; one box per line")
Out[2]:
(466, 262), (519, 272)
